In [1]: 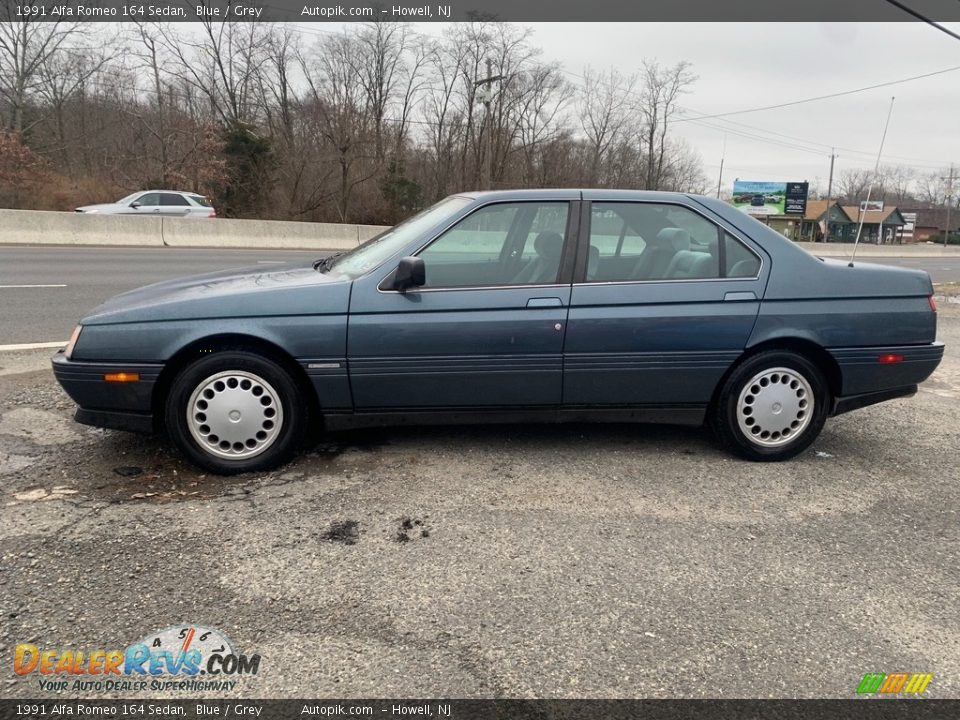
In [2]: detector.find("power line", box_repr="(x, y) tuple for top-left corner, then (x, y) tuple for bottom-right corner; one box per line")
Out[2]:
(882, 0), (960, 43)
(672, 64), (960, 123)
(560, 68), (950, 170)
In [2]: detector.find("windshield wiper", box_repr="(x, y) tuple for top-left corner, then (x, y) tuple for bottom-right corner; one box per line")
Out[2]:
(314, 252), (344, 273)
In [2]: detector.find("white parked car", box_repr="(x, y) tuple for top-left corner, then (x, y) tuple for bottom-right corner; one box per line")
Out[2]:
(75, 190), (217, 218)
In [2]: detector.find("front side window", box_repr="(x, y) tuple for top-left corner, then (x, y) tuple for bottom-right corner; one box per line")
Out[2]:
(136, 193), (161, 207)
(418, 202), (569, 288)
(587, 202), (721, 282)
(327, 196), (472, 281)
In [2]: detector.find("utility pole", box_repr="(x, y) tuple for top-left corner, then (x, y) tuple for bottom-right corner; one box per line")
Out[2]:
(822, 149), (836, 242)
(716, 133), (727, 199)
(943, 164), (956, 248)
(474, 58), (504, 191)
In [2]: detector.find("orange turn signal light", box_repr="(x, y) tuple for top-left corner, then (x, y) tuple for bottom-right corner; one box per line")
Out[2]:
(103, 372), (140, 383)
(877, 354), (904, 365)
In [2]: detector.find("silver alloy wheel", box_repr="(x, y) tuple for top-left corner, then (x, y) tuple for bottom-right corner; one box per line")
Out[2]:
(186, 370), (283, 460)
(736, 366), (814, 448)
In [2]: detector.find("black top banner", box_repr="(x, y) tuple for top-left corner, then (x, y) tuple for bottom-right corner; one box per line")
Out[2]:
(6, 0), (960, 22)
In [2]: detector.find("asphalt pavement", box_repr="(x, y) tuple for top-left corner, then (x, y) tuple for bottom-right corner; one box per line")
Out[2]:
(3, 245), (960, 346)
(0, 302), (958, 699)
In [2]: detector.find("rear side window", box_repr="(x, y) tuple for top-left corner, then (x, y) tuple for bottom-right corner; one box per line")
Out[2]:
(725, 233), (761, 277)
(587, 202), (720, 282)
(160, 193), (191, 206)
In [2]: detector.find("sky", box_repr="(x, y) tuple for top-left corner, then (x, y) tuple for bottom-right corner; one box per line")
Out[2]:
(390, 22), (960, 194)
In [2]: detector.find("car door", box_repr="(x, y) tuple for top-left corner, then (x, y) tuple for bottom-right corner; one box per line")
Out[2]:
(563, 195), (768, 408)
(159, 193), (193, 217)
(127, 192), (162, 215)
(346, 198), (579, 410)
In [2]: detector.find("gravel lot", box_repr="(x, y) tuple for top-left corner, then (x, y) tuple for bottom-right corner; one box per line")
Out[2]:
(1, 307), (958, 699)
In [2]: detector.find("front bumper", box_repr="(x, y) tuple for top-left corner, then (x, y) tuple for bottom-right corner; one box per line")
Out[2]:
(51, 351), (163, 434)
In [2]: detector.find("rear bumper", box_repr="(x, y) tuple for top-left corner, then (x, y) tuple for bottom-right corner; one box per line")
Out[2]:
(828, 342), (944, 397)
(831, 385), (917, 416)
(51, 351), (162, 434)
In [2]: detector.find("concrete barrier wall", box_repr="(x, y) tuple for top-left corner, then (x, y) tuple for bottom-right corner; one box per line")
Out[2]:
(161, 216), (388, 250)
(0, 208), (164, 246)
(794, 241), (960, 258)
(1, 208), (957, 256)
(0, 208), (389, 250)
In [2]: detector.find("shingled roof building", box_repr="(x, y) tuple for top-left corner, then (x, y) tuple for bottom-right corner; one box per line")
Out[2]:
(764, 202), (908, 243)
(900, 208), (960, 243)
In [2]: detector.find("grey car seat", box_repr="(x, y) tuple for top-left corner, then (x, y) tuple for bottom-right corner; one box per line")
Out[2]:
(512, 231), (565, 284)
(664, 230), (718, 279)
(586, 244), (601, 281)
(632, 228), (690, 280)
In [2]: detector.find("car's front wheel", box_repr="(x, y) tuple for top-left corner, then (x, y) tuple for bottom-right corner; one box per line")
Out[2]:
(165, 351), (307, 475)
(712, 350), (829, 461)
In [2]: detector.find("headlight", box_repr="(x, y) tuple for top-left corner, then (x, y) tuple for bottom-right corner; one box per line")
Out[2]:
(64, 325), (82, 360)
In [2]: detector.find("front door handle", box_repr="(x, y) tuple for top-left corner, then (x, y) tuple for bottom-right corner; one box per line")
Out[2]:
(724, 291), (757, 302)
(526, 297), (563, 308)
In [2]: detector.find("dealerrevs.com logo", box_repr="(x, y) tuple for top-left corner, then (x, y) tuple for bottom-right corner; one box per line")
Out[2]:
(14, 625), (261, 693)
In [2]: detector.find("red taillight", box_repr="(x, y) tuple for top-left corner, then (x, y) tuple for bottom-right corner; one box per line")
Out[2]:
(929, 295), (937, 313)
(878, 353), (904, 364)
(208, 210), (217, 218)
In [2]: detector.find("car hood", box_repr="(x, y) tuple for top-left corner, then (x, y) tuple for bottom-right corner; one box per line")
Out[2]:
(75, 203), (123, 213)
(82, 262), (351, 324)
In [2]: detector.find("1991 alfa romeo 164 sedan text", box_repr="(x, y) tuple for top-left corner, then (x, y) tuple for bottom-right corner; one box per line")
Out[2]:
(53, 190), (944, 474)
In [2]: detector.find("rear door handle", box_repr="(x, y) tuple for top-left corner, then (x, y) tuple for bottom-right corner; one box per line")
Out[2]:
(526, 297), (563, 308)
(724, 291), (757, 302)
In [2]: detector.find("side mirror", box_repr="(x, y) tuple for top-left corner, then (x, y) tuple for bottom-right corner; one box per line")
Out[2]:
(394, 256), (425, 291)
(130, 202), (141, 209)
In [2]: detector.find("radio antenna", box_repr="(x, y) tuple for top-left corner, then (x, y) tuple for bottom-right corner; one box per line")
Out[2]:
(850, 96), (896, 266)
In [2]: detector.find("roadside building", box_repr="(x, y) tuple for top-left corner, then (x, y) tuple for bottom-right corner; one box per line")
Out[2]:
(899, 208), (960, 243)
(838, 205), (907, 244)
(765, 201), (852, 242)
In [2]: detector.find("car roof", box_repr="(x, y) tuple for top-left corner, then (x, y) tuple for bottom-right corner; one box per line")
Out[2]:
(455, 189), (700, 203)
(136, 189), (205, 196)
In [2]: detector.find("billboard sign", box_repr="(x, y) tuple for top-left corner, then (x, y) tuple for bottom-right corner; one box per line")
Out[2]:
(732, 180), (808, 216)
(784, 182), (809, 215)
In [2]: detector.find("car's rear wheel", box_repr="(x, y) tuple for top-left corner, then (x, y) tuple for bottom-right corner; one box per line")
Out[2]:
(165, 351), (306, 475)
(712, 350), (829, 461)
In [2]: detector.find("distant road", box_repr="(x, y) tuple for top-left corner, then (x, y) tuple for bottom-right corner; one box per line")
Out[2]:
(2, 245), (959, 346)
(1, 246), (320, 345)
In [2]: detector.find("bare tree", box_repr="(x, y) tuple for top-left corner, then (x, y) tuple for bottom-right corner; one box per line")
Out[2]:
(877, 164), (914, 205)
(0, 12), (83, 132)
(578, 67), (637, 186)
(836, 168), (873, 204)
(160, 20), (268, 127)
(639, 59), (695, 190)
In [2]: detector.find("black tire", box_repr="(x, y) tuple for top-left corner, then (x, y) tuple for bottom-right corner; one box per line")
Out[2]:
(711, 350), (829, 462)
(164, 350), (307, 475)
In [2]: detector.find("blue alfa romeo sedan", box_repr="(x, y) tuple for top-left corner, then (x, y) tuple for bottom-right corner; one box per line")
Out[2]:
(53, 190), (944, 474)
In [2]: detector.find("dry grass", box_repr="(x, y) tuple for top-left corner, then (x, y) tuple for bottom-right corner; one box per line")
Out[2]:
(935, 282), (960, 297)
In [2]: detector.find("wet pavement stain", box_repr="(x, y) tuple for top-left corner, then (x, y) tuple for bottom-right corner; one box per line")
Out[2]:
(319, 520), (360, 545)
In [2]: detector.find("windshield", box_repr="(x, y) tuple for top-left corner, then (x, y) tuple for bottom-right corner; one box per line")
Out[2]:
(116, 192), (142, 205)
(323, 196), (472, 280)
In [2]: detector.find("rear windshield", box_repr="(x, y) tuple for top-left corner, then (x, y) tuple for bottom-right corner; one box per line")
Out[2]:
(189, 195), (213, 207)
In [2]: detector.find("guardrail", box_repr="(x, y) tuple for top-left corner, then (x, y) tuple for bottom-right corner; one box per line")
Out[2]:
(0, 209), (389, 250)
